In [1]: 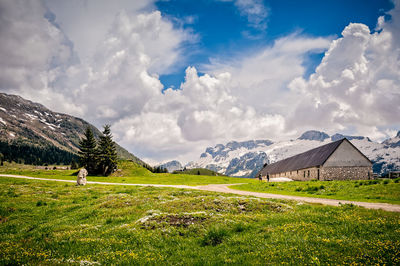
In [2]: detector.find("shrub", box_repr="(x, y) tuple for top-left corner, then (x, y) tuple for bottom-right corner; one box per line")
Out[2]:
(201, 226), (228, 246)
(295, 187), (302, 192)
(383, 180), (390, 185)
(233, 222), (247, 233)
(319, 185), (325, 190)
(36, 200), (47, 207)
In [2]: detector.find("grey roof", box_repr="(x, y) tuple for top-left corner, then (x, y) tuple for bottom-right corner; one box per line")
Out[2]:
(259, 139), (345, 176)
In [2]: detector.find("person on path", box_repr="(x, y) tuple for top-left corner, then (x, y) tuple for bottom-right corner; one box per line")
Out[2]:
(267, 174), (270, 182)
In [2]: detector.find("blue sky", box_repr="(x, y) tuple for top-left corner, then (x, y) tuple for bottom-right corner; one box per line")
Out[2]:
(157, 0), (394, 89)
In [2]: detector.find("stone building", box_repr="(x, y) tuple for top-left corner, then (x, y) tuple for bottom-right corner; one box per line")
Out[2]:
(258, 138), (373, 181)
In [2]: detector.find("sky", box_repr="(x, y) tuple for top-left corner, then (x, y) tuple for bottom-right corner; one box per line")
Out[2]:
(0, 0), (399, 165)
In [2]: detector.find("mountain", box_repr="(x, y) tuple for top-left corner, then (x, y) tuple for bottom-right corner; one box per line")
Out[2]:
(330, 133), (367, 142)
(186, 140), (272, 178)
(158, 160), (183, 172)
(187, 131), (400, 177)
(382, 131), (400, 148)
(0, 93), (142, 165)
(298, 130), (329, 141)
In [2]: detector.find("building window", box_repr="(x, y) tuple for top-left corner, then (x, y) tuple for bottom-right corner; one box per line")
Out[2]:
(308, 170), (310, 177)
(297, 170), (299, 174)
(303, 171), (305, 177)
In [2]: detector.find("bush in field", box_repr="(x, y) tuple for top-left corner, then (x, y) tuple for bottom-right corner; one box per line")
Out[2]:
(201, 226), (228, 246)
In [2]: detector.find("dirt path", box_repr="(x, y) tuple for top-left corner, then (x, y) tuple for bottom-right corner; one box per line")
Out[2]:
(2, 174), (400, 213)
(197, 184), (400, 212)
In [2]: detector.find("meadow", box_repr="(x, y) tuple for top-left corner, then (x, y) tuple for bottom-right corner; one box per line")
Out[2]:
(0, 161), (252, 186)
(1, 176), (400, 265)
(231, 178), (400, 204)
(2, 162), (400, 206)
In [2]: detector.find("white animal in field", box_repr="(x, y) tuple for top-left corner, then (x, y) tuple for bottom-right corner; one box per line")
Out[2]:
(76, 168), (88, 186)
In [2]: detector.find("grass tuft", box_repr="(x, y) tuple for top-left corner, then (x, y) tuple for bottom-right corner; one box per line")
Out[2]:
(201, 226), (228, 246)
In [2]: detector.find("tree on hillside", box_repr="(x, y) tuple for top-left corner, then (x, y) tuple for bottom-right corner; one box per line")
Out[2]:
(97, 125), (118, 176)
(78, 127), (98, 174)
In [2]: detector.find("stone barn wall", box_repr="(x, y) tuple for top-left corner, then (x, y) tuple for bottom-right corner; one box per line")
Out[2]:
(265, 167), (321, 181)
(321, 166), (372, 180)
(262, 166), (373, 181)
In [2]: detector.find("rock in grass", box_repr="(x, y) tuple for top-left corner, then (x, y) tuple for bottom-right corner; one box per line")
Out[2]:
(77, 168), (88, 186)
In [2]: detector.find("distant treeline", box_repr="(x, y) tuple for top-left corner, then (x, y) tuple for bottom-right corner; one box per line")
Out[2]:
(0, 141), (78, 165)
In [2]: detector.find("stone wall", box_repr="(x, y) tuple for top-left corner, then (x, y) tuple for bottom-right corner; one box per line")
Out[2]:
(321, 166), (372, 180)
(262, 166), (373, 181)
(264, 167), (320, 181)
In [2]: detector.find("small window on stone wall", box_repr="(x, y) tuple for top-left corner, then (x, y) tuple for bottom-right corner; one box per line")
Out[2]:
(308, 170), (310, 177)
(303, 171), (305, 177)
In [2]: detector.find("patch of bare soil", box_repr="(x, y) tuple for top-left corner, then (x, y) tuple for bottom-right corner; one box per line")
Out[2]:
(140, 214), (207, 229)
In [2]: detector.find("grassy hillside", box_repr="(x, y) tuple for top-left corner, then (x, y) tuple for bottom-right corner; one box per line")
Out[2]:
(0, 177), (399, 264)
(173, 168), (223, 176)
(0, 161), (252, 186)
(0, 92), (142, 164)
(1, 161), (400, 203)
(231, 179), (400, 204)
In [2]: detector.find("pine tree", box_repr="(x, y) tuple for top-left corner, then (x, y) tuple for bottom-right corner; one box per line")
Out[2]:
(78, 127), (98, 175)
(70, 159), (78, 169)
(97, 125), (118, 176)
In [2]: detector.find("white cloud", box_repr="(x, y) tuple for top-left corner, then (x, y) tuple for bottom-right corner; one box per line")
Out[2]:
(218, 0), (268, 31)
(287, 15), (400, 141)
(0, 0), (399, 165)
(43, 0), (152, 60)
(204, 34), (331, 115)
(113, 66), (286, 162)
(234, 0), (268, 30)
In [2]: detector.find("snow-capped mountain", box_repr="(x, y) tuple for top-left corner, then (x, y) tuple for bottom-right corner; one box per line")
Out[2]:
(382, 131), (400, 148)
(158, 160), (183, 172)
(187, 131), (400, 177)
(186, 140), (273, 177)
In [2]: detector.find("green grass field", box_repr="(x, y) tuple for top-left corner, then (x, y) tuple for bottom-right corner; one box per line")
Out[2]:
(172, 167), (222, 176)
(1, 177), (399, 264)
(0, 161), (252, 186)
(231, 179), (400, 204)
(1, 162), (400, 204)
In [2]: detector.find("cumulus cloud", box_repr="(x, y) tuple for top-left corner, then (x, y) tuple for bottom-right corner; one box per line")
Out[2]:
(0, 0), (78, 112)
(287, 11), (400, 140)
(204, 34), (331, 114)
(113, 66), (286, 162)
(1, 0), (399, 164)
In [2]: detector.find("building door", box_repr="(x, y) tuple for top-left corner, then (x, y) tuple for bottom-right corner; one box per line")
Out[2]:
(317, 169), (320, 180)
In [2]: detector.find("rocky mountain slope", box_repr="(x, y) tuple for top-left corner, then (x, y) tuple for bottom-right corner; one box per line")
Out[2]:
(187, 131), (400, 178)
(0, 93), (142, 164)
(158, 160), (183, 172)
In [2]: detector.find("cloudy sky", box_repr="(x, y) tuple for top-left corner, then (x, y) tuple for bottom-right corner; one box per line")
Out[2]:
(0, 0), (399, 164)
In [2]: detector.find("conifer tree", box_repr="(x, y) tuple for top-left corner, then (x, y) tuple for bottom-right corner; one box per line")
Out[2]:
(97, 125), (118, 176)
(78, 127), (97, 174)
